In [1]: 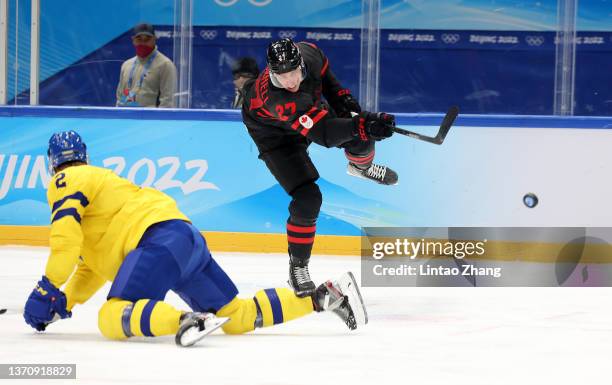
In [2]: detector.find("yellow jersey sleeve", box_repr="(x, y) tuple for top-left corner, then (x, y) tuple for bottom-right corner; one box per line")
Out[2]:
(45, 167), (95, 288)
(63, 260), (107, 310)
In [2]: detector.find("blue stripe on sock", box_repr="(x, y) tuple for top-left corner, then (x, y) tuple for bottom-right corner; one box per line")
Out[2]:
(140, 300), (158, 337)
(264, 289), (283, 325)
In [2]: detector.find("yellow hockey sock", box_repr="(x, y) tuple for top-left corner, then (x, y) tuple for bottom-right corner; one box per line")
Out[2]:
(254, 288), (314, 327)
(217, 297), (258, 335)
(98, 298), (182, 340)
(217, 288), (314, 335)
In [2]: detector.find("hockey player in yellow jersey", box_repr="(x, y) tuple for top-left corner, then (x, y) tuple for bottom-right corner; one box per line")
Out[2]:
(23, 130), (367, 346)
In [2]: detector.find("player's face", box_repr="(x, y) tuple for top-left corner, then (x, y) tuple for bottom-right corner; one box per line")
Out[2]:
(274, 67), (302, 93)
(132, 34), (156, 48)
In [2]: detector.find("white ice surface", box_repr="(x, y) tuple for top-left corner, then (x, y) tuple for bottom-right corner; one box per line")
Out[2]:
(1, 246), (611, 385)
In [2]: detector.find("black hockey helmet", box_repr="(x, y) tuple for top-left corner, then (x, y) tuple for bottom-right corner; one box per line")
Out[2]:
(231, 57), (260, 79)
(267, 38), (303, 74)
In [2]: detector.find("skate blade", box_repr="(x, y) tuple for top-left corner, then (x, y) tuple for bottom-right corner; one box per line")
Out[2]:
(176, 316), (229, 347)
(338, 272), (368, 326)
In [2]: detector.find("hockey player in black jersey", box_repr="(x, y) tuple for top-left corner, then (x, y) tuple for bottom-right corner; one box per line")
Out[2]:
(241, 38), (398, 297)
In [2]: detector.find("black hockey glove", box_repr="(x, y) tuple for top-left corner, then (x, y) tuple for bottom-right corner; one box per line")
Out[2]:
(333, 92), (362, 118)
(353, 111), (395, 141)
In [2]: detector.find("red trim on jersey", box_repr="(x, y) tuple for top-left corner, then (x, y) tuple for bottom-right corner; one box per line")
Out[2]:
(299, 109), (328, 136)
(256, 107), (278, 121)
(250, 95), (263, 110)
(291, 107), (318, 130)
(250, 69), (272, 112)
(260, 107), (275, 117)
(304, 106), (317, 117)
(287, 236), (315, 244)
(287, 223), (316, 233)
(311, 109), (328, 125)
(302, 42), (318, 49)
(249, 73), (263, 110)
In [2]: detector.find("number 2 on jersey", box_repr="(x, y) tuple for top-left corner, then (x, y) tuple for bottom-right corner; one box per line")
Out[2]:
(55, 173), (66, 188)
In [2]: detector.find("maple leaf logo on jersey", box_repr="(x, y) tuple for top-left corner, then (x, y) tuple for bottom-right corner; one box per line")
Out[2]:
(299, 115), (313, 129)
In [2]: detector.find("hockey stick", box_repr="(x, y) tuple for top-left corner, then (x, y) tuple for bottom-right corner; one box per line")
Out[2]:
(0, 308), (6, 314)
(393, 106), (459, 145)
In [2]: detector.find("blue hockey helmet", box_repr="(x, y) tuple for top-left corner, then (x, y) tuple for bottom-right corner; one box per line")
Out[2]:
(47, 130), (88, 174)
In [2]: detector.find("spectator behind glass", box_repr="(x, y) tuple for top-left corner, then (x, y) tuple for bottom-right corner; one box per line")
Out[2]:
(231, 57), (260, 109)
(116, 23), (177, 108)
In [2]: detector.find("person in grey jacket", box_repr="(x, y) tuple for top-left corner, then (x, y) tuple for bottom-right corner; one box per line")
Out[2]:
(116, 23), (177, 108)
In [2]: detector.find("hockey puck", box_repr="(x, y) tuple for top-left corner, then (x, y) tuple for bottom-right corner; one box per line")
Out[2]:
(523, 193), (539, 208)
(0, 308), (7, 314)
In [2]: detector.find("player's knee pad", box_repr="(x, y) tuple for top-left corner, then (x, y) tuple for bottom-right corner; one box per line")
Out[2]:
(289, 182), (322, 222)
(98, 298), (181, 340)
(216, 297), (257, 335)
(98, 298), (133, 340)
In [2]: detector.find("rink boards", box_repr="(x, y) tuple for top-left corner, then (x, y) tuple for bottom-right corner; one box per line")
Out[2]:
(0, 107), (611, 254)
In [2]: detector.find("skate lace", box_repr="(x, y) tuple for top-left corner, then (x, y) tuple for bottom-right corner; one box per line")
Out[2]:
(293, 265), (312, 285)
(366, 164), (387, 181)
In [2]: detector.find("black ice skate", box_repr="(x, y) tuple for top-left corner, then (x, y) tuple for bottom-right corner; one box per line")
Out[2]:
(347, 162), (398, 185)
(288, 257), (316, 298)
(175, 312), (229, 347)
(313, 272), (368, 330)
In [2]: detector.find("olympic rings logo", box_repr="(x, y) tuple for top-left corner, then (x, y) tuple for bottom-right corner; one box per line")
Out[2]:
(200, 30), (218, 40)
(278, 30), (298, 39)
(214, 0), (273, 6)
(441, 34), (460, 44)
(525, 35), (545, 46)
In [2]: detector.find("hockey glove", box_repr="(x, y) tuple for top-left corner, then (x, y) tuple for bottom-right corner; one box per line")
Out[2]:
(24, 276), (71, 331)
(353, 111), (395, 141)
(333, 92), (362, 118)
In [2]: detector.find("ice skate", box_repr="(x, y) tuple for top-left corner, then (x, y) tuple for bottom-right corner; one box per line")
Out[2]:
(313, 271), (368, 330)
(288, 257), (316, 297)
(175, 312), (229, 347)
(347, 162), (398, 185)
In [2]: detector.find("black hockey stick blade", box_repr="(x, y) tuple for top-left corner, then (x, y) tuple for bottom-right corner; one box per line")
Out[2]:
(434, 105), (459, 144)
(0, 308), (6, 314)
(391, 126), (439, 143)
(393, 106), (459, 145)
